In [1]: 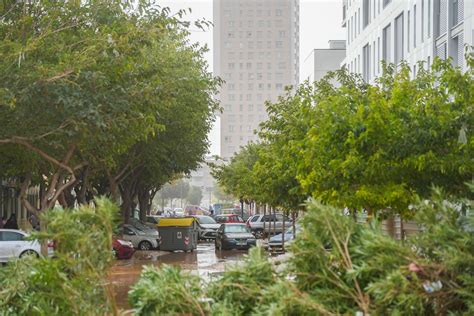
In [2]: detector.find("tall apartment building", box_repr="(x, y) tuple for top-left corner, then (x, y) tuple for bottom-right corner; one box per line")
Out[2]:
(342, 0), (473, 82)
(214, 0), (300, 159)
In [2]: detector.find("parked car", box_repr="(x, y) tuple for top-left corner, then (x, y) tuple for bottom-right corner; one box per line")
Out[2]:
(173, 208), (184, 217)
(185, 205), (210, 216)
(246, 213), (293, 238)
(267, 225), (301, 253)
(0, 229), (54, 262)
(129, 218), (159, 233)
(112, 237), (135, 259)
(144, 215), (160, 228)
(121, 224), (160, 250)
(214, 214), (244, 224)
(193, 215), (221, 240)
(215, 223), (256, 251)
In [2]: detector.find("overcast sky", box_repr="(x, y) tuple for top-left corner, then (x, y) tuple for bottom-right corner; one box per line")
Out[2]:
(159, 0), (345, 155)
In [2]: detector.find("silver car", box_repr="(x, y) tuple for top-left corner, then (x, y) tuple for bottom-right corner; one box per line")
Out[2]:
(194, 215), (221, 240)
(246, 213), (293, 238)
(121, 224), (159, 250)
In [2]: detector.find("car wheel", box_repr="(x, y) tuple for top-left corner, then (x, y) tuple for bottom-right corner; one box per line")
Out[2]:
(20, 250), (39, 258)
(138, 241), (152, 251)
(254, 229), (264, 239)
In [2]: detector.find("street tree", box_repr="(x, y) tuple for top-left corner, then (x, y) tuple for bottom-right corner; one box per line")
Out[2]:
(187, 186), (203, 206)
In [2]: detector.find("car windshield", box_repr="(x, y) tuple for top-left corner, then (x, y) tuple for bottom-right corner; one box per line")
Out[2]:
(197, 216), (216, 225)
(225, 225), (249, 233)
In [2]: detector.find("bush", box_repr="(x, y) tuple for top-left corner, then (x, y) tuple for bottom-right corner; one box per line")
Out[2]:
(207, 247), (276, 315)
(0, 198), (117, 315)
(129, 265), (208, 316)
(291, 190), (474, 315)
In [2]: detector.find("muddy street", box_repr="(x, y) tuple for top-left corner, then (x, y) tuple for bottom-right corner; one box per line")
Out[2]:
(109, 242), (248, 311)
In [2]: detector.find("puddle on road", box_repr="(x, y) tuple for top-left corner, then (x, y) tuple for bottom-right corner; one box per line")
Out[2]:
(109, 242), (248, 311)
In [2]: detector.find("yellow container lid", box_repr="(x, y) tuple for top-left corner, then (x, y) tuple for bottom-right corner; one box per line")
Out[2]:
(157, 217), (196, 227)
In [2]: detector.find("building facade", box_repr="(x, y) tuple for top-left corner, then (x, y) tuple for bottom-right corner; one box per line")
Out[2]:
(301, 40), (346, 84)
(342, 0), (473, 82)
(214, 0), (300, 159)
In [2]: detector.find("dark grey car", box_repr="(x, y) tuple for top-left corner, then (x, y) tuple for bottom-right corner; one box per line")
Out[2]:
(215, 223), (257, 251)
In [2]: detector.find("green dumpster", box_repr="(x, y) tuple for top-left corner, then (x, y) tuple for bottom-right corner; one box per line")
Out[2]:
(157, 217), (198, 252)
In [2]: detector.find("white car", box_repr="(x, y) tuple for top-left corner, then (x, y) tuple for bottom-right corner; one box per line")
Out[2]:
(121, 224), (160, 250)
(173, 208), (184, 217)
(0, 229), (54, 262)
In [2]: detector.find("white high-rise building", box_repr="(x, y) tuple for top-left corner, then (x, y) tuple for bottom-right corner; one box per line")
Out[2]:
(342, 0), (473, 82)
(214, 0), (300, 159)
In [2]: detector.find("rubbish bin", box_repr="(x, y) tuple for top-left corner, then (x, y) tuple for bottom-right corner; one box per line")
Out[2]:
(157, 217), (199, 252)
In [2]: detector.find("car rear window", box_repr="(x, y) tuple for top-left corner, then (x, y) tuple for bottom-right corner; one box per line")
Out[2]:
(251, 216), (260, 222)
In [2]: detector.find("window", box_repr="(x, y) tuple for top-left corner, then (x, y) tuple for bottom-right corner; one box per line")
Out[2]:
(276, 9), (282, 16)
(258, 83), (264, 90)
(0, 232), (24, 241)
(363, 44), (370, 81)
(363, 0), (370, 28)
(246, 62), (252, 69)
(421, 0), (424, 42)
(276, 83), (283, 90)
(228, 94), (235, 101)
(377, 37), (380, 73)
(383, 0), (391, 8)
(278, 31), (285, 38)
(246, 94), (252, 101)
(228, 125), (234, 132)
(428, 0), (431, 37)
(228, 83), (235, 90)
(383, 24), (391, 62)
(278, 62), (286, 69)
(452, 0), (460, 26)
(248, 104), (254, 111)
(276, 41), (283, 48)
(394, 13), (404, 64)
(372, 41), (376, 77)
(358, 8), (361, 34)
(407, 10), (411, 52)
(413, 5), (417, 48)
(224, 42), (231, 49)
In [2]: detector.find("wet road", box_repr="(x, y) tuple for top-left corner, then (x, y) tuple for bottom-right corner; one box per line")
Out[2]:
(109, 242), (248, 311)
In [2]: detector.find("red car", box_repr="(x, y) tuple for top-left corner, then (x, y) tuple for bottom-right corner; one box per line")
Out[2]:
(112, 237), (135, 260)
(214, 214), (244, 224)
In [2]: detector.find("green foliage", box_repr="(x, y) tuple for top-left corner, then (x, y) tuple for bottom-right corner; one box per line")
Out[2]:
(187, 186), (204, 205)
(214, 57), (474, 217)
(290, 190), (474, 315)
(129, 265), (208, 316)
(207, 247), (276, 315)
(0, 198), (117, 315)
